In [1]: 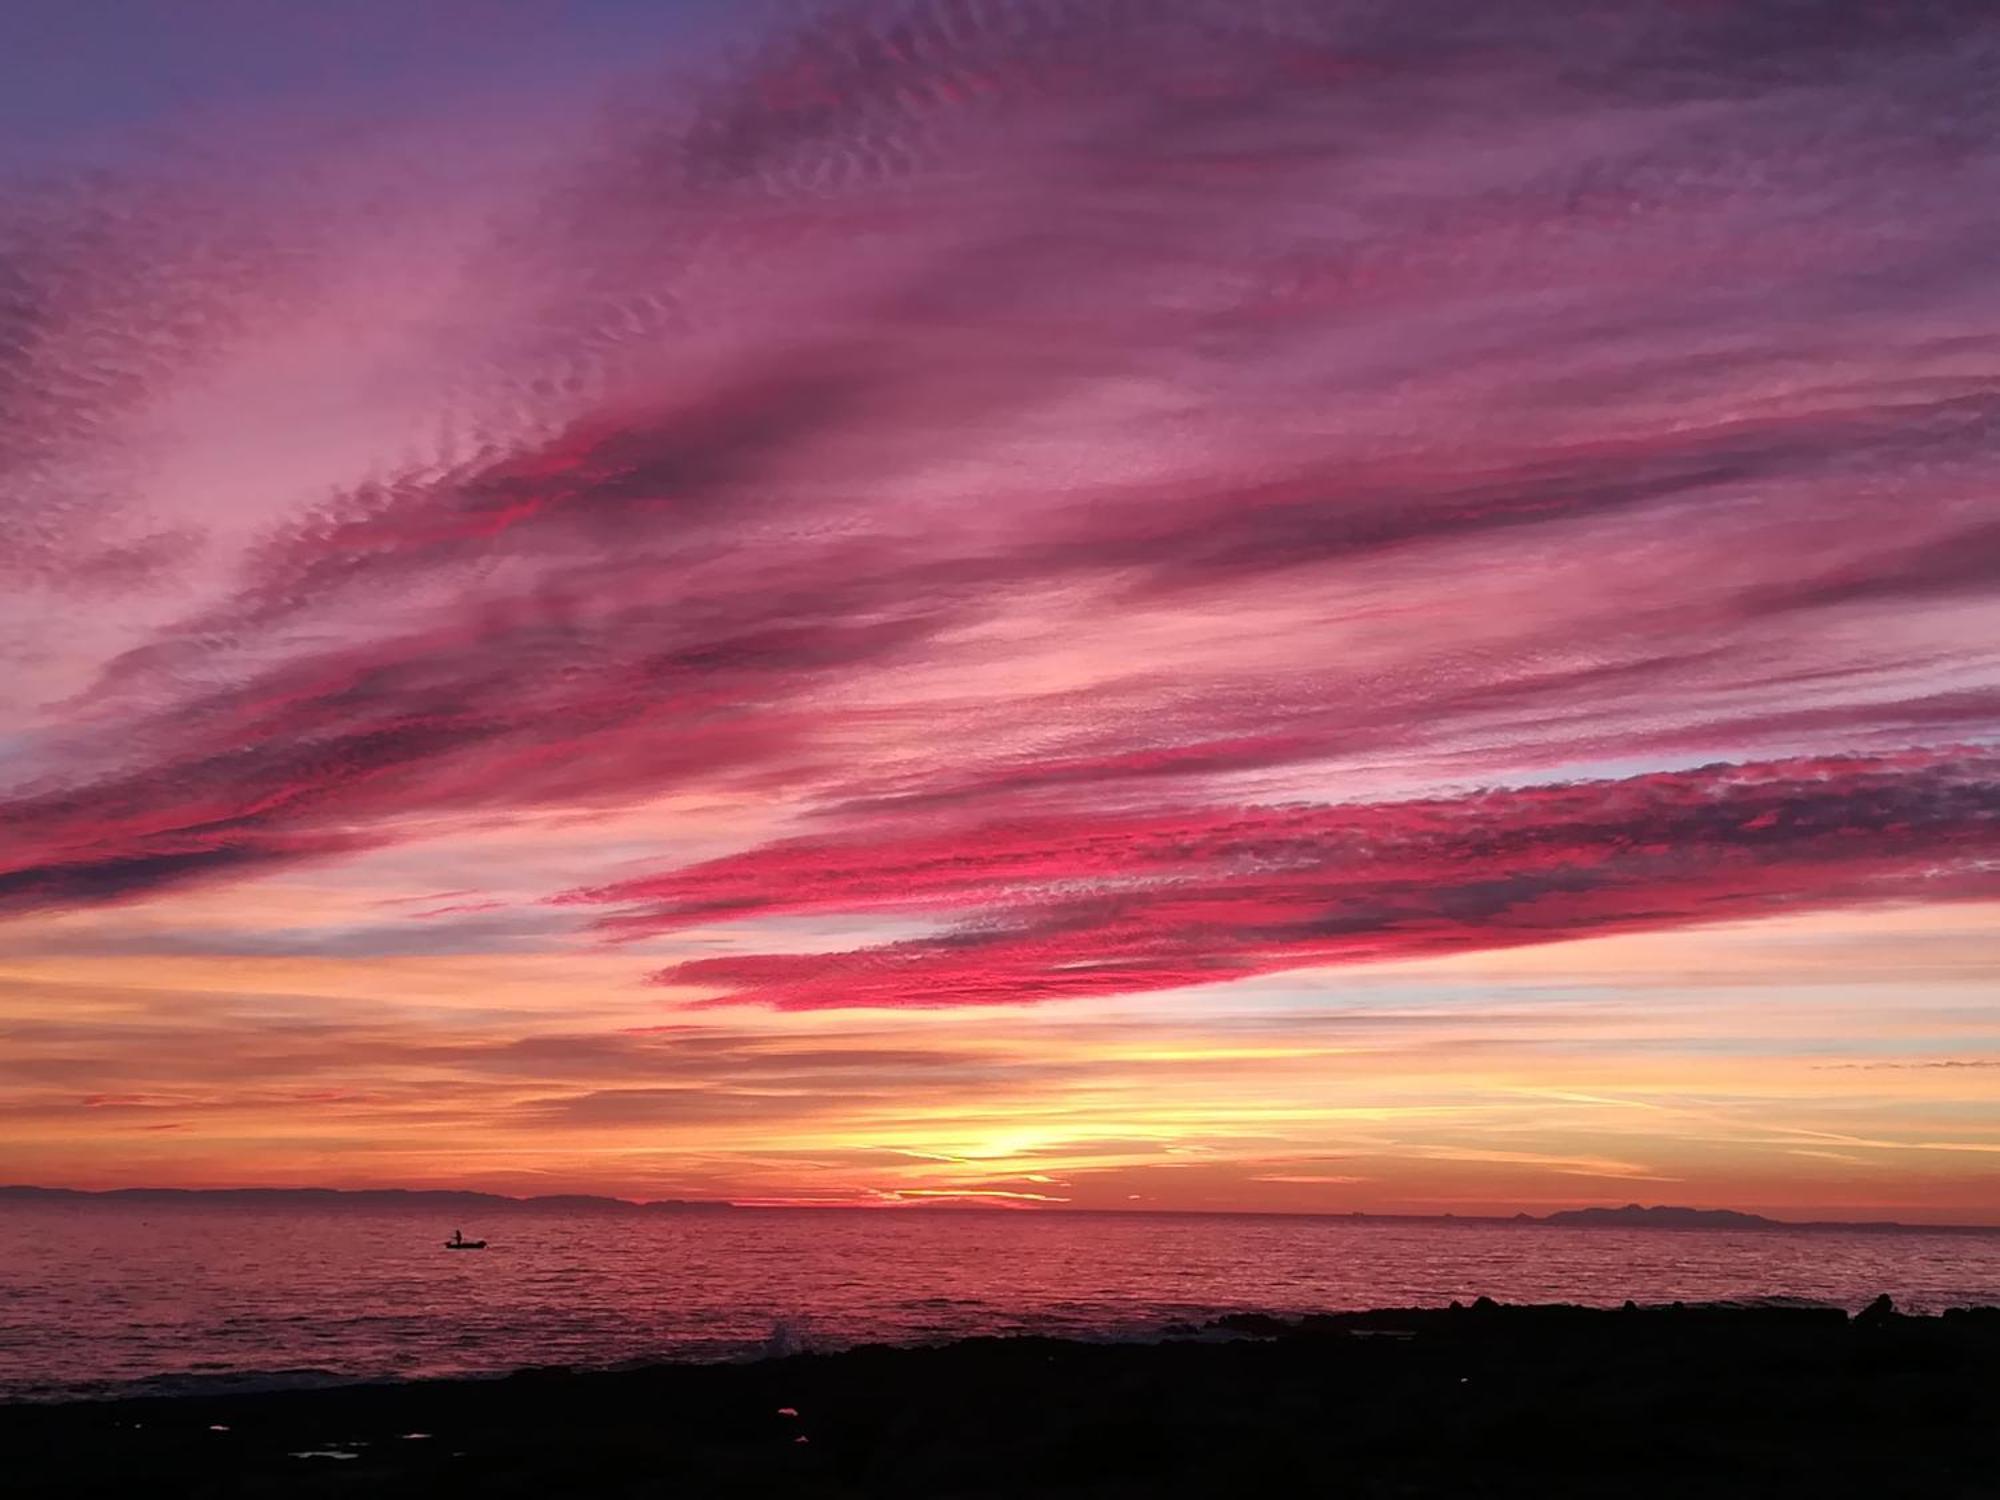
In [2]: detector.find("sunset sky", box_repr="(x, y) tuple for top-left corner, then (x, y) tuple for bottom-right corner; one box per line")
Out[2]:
(3, 0), (1996, 1222)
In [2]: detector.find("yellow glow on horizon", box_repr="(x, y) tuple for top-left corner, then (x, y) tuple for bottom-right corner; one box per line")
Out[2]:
(1, 901), (1994, 1222)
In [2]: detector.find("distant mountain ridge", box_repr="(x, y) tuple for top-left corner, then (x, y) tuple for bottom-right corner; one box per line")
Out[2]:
(0, 1185), (734, 1212)
(1528, 1202), (1996, 1234)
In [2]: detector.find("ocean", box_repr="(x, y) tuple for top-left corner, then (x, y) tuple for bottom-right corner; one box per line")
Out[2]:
(3, 1200), (1996, 1403)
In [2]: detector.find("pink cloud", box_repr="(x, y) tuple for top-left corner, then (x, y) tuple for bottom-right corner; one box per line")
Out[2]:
(0, 0), (1995, 981)
(557, 750), (2000, 1008)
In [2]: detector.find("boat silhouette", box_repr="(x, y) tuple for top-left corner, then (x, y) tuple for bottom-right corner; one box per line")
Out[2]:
(445, 1229), (487, 1250)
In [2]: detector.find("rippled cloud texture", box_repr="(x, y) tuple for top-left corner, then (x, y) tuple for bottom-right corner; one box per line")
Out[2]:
(3, 0), (1996, 1217)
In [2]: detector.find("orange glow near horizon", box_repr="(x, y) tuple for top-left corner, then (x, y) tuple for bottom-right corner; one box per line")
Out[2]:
(6, 902), (1995, 1224)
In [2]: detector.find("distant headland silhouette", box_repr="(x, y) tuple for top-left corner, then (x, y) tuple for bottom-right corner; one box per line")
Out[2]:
(0, 1185), (735, 1214)
(1535, 1204), (1781, 1229)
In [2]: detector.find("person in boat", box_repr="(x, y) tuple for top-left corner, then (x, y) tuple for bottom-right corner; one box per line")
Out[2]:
(450, 1228), (464, 1246)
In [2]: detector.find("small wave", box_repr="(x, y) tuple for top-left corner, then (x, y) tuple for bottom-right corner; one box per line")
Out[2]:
(1695, 1295), (1845, 1312)
(7, 1367), (386, 1405)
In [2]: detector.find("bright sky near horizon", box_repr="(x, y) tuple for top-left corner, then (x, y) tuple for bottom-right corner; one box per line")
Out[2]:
(2, 1), (1996, 1221)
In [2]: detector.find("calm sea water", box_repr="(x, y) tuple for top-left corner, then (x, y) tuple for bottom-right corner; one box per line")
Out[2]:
(2, 1201), (1996, 1402)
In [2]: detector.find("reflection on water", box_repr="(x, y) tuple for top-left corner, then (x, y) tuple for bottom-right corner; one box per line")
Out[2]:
(1, 1201), (1995, 1400)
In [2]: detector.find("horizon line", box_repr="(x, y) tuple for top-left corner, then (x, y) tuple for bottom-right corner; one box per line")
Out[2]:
(7, 1184), (1997, 1234)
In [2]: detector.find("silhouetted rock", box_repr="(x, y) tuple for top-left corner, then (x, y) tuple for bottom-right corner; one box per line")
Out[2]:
(1209, 1312), (1292, 1338)
(1856, 1293), (1899, 1326)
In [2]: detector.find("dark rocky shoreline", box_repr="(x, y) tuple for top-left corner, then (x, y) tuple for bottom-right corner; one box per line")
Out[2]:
(6, 1299), (1996, 1496)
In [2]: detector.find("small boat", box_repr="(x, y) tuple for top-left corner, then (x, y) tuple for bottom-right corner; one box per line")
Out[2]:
(445, 1229), (487, 1250)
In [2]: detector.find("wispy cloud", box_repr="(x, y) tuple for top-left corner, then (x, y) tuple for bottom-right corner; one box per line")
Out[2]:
(572, 751), (2000, 1008)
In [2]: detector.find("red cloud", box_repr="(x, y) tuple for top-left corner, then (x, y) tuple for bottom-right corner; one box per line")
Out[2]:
(558, 750), (2000, 1008)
